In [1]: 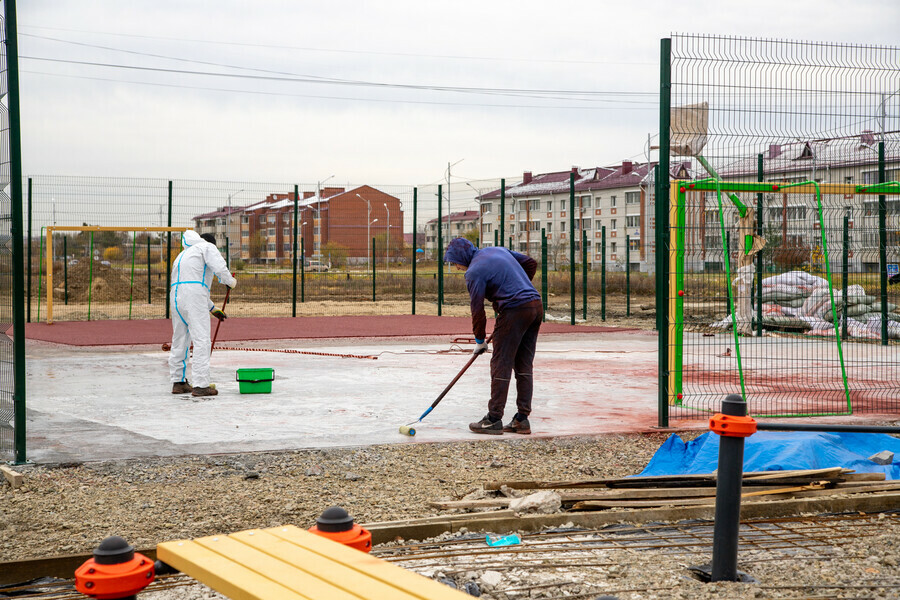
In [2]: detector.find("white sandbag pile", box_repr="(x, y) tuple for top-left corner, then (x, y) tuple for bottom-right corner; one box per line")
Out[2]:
(710, 270), (900, 339)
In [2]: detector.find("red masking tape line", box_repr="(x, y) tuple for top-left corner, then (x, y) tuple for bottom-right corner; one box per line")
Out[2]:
(216, 346), (377, 360)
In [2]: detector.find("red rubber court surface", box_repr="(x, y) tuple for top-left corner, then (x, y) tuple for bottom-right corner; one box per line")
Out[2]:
(16, 315), (638, 346)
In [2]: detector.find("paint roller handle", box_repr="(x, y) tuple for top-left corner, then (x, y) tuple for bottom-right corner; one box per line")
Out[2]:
(211, 286), (232, 353)
(425, 333), (493, 411)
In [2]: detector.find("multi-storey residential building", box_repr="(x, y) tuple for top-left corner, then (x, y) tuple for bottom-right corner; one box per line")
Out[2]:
(475, 162), (671, 271)
(711, 131), (900, 273)
(191, 206), (246, 263)
(423, 211), (479, 256)
(196, 185), (403, 265)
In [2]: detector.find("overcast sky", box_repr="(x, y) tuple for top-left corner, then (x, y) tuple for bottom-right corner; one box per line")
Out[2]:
(14, 0), (900, 188)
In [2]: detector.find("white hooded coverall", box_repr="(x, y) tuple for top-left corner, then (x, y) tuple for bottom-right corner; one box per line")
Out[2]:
(168, 230), (237, 387)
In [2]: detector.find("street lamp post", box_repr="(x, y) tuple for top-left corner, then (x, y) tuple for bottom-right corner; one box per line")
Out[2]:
(356, 193), (373, 266)
(384, 202), (390, 268)
(226, 189), (245, 263)
(445, 159), (464, 241)
(464, 182), (483, 245)
(368, 218), (378, 266)
(315, 175), (335, 257)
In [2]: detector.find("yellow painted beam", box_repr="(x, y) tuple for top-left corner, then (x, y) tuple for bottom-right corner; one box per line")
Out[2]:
(228, 529), (420, 600)
(157, 539), (309, 600)
(158, 526), (472, 600)
(269, 527), (470, 600)
(45, 226), (190, 233)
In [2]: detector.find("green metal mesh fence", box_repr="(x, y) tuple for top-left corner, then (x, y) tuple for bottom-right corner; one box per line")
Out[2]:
(0, 9), (13, 461)
(662, 35), (900, 420)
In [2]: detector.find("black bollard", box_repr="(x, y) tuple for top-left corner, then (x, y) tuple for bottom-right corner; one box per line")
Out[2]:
(710, 394), (753, 582)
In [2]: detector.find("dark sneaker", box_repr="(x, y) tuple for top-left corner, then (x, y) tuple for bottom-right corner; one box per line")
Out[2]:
(192, 386), (219, 397)
(172, 381), (192, 394)
(468, 415), (503, 435)
(502, 417), (531, 434)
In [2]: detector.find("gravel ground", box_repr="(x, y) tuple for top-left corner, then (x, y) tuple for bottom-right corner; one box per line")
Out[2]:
(4, 432), (900, 599)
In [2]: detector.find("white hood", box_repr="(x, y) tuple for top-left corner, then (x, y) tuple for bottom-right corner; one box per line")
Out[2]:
(181, 229), (203, 249)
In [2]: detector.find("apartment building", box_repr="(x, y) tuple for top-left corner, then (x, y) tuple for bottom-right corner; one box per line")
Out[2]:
(475, 162), (671, 271)
(423, 211), (479, 256)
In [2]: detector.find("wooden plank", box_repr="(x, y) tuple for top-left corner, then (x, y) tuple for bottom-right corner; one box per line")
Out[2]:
(228, 529), (423, 600)
(157, 540), (309, 600)
(366, 492), (900, 544)
(268, 526), (471, 600)
(483, 468), (853, 491)
(1, 465), (24, 489)
(194, 533), (361, 600)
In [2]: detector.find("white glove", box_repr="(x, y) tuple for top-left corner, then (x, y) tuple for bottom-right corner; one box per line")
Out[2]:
(473, 339), (489, 356)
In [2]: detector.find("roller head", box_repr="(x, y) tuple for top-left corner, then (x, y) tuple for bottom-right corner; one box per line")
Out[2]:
(399, 425), (416, 436)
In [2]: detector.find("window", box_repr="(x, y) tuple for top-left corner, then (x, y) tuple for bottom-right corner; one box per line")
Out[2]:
(629, 238), (640, 251)
(528, 199), (540, 211)
(481, 223), (492, 234)
(528, 221), (541, 231)
(546, 201), (553, 212)
(283, 214), (290, 223)
(609, 195), (617, 207)
(611, 242), (617, 253)
(481, 203), (492, 214)
(547, 222), (553, 232)
(595, 220), (603, 231)
(241, 230), (249, 237)
(266, 244), (275, 252)
(282, 228), (290, 237)
(313, 227), (320, 235)
(268, 228), (275, 237)
(258, 215), (265, 224)
(560, 222), (566, 232)
(241, 216), (249, 224)
(241, 244), (249, 252)
(267, 214), (276, 223)
(626, 191), (640, 205)
(610, 219), (617, 230)
(863, 169), (900, 184)
(579, 195), (591, 209)
(582, 218), (591, 230)
(282, 243), (291, 252)
(217, 218), (226, 226)
(626, 216), (640, 228)
(704, 235), (722, 249)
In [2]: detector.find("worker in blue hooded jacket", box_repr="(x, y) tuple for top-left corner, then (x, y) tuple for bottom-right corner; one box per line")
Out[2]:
(444, 237), (543, 435)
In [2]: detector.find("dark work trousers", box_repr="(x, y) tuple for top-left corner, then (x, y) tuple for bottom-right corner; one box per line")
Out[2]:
(487, 298), (543, 421)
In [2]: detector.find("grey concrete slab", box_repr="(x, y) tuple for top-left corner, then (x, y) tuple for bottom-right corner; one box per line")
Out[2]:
(24, 333), (663, 463)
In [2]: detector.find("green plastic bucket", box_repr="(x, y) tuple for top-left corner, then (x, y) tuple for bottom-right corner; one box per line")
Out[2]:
(236, 368), (275, 394)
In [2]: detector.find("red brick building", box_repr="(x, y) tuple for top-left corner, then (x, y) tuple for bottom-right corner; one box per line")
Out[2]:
(236, 185), (403, 265)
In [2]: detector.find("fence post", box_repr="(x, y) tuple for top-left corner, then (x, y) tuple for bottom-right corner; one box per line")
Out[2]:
(710, 394), (750, 582)
(569, 172), (576, 326)
(88, 231), (94, 321)
(372, 237), (376, 302)
(165, 180), (173, 319)
(582, 228), (587, 321)
(601, 226), (606, 321)
(301, 237), (305, 303)
(656, 38), (672, 429)
(541, 228), (547, 321)
(626, 234), (631, 317)
(63, 236), (68, 305)
(146, 237), (150, 305)
(756, 154), (764, 337)
(26, 177), (31, 322)
(412, 187), (417, 315)
(500, 179), (506, 249)
(292, 184), (299, 317)
(438, 184), (443, 316)
(494, 229), (498, 246)
(842, 212), (850, 340)
(878, 140), (888, 345)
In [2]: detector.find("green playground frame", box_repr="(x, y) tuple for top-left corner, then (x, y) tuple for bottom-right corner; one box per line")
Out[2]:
(668, 180), (900, 418)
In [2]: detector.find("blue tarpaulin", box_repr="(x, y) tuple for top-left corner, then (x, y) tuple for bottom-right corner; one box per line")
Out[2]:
(638, 431), (900, 480)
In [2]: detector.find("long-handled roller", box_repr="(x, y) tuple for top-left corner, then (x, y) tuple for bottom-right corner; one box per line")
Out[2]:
(210, 286), (231, 354)
(400, 334), (492, 436)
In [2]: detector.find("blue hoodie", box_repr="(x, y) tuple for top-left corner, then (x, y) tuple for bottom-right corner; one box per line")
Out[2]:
(444, 238), (540, 339)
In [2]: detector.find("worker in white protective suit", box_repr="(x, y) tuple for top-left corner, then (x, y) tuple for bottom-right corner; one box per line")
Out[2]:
(168, 231), (237, 397)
